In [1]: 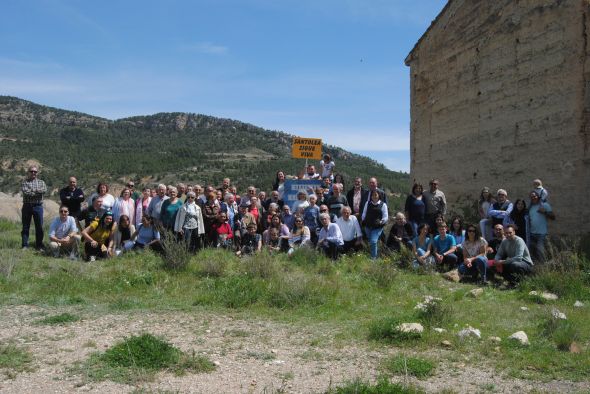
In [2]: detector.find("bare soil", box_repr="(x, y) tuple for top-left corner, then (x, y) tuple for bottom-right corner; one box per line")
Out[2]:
(0, 306), (588, 393)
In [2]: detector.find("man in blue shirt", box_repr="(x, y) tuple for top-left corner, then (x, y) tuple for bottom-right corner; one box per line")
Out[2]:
(528, 191), (555, 262)
(433, 223), (458, 269)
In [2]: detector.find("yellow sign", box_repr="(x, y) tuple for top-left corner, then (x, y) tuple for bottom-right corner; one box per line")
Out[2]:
(291, 137), (322, 160)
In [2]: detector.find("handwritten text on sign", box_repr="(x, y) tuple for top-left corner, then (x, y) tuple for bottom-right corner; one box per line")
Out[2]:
(291, 137), (322, 160)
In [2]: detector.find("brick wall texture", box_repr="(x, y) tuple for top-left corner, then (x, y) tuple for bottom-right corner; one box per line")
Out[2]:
(405, 0), (590, 235)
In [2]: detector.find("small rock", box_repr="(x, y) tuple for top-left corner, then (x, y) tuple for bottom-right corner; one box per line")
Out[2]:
(570, 342), (581, 354)
(270, 360), (285, 365)
(574, 301), (584, 308)
(508, 331), (529, 346)
(520, 306), (529, 311)
(441, 340), (452, 347)
(551, 308), (567, 320)
(469, 288), (484, 298)
(488, 336), (502, 343)
(541, 292), (559, 301)
(442, 269), (461, 282)
(493, 346), (501, 353)
(205, 329), (211, 334)
(396, 322), (424, 334)
(213, 360), (221, 366)
(529, 291), (539, 296)
(433, 327), (446, 333)
(270, 349), (278, 354)
(458, 326), (481, 340)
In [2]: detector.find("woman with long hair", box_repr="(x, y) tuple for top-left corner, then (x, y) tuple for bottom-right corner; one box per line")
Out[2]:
(404, 183), (425, 235)
(112, 188), (135, 224)
(458, 223), (488, 284)
(287, 215), (311, 256)
(412, 223), (434, 269)
(508, 198), (529, 243)
(81, 211), (116, 261)
(134, 187), (152, 227)
(478, 187), (495, 240)
(112, 214), (135, 256)
(272, 170), (287, 200)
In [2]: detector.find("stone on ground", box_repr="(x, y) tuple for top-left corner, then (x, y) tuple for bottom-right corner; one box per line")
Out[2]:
(468, 288), (484, 298)
(458, 326), (481, 340)
(442, 269), (461, 282)
(508, 331), (529, 346)
(396, 322), (424, 334)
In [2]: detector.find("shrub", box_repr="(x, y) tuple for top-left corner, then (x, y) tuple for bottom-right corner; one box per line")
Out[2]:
(266, 272), (333, 309)
(37, 313), (80, 325)
(367, 317), (422, 344)
(414, 296), (453, 328)
(160, 230), (191, 270)
(242, 251), (278, 279)
(541, 317), (580, 351)
(383, 354), (435, 379)
(326, 376), (424, 394)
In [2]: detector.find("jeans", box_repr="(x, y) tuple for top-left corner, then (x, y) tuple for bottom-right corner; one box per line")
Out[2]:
(21, 203), (44, 248)
(458, 255), (488, 281)
(501, 259), (533, 284)
(320, 240), (342, 260)
(529, 233), (547, 263)
(365, 227), (384, 259)
(183, 228), (203, 253)
(413, 248), (435, 269)
(437, 253), (458, 270)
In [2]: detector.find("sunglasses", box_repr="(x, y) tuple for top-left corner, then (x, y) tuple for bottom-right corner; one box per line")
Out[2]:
(467, 229), (476, 233)
(29, 170), (38, 173)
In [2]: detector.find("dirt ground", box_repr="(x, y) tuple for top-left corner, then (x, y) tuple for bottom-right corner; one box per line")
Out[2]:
(0, 306), (588, 393)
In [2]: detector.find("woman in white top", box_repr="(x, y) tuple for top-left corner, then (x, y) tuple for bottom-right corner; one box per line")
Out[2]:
(87, 182), (115, 216)
(320, 153), (335, 180)
(287, 215), (311, 256)
(174, 191), (205, 252)
(112, 188), (135, 224)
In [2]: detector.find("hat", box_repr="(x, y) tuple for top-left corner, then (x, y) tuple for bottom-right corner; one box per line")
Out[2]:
(102, 211), (113, 218)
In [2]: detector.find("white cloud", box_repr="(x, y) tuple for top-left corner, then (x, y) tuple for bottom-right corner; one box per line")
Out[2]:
(179, 42), (229, 55)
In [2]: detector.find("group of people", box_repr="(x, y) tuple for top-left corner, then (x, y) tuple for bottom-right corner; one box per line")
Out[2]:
(20, 162), (554, 285)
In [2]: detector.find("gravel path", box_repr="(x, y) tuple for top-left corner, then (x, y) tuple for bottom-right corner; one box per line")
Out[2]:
(0, 305), (588, 393)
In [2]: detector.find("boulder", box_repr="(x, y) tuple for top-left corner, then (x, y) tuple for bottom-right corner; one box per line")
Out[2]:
(551, 308), (567, 320)
(520, 306), (529, 311)
(458, 326), (481, 340)
(442, 269), (460, 282)
(529, 291), (558, 301)
(469, 288), (484, 298)
(574, 301), (584, 308)
(508, 331), (529, 346)
(441, 340), (452, 348)
(433, 327), (447, 333)
(396, 323), (424, 334)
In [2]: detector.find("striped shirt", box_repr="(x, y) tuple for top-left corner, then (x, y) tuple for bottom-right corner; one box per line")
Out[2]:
(21, 178), (47, 204)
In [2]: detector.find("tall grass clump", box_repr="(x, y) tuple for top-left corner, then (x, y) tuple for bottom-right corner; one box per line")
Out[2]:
(388, 246), (415, 269)
(361, 260), (398, 288)
(266, 271), (335, 309)
(77, 333), (214, 383)
(541, 316), (580, 351)
(0, 343), (33, 377)
(193, 249), (232, 277)
(383, 354), (436, 379)
(242, 250), (279, 279)
(413, 296), (453, 328)
(160, 230), (191, 270)
(325, 376), (423, 394)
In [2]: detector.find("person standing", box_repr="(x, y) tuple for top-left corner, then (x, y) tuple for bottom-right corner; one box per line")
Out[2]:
(59, 176), (85, 221)
(423, 178), (446, 230)
(346, 177), (366, 221)
(21, 165), (47, 250)
(528, 191), (555, 263)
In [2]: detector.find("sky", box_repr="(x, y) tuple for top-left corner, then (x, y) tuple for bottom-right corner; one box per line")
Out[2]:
(0, 0), (447, 172)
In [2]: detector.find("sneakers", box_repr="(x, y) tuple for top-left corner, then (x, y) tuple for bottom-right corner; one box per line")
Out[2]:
(89, 256), (96, 262)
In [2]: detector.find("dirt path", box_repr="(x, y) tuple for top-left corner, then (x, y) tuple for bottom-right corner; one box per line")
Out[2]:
(0, 305), (588, 393)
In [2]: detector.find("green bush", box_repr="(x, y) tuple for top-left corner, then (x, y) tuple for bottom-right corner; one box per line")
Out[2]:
(541, 317), (580, 351)
(326, 376), (424, 394)
(383, 354), (435, 379)
(414, 296), (453, 328)
(37, 312), (80, 325)
(160, 230), (191, 271)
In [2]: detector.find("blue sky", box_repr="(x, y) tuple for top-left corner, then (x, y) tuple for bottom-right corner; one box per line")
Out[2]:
(0, 0), (446, 172)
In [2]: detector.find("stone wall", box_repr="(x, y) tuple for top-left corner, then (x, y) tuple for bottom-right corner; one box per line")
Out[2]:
(406, 0), (590, 235)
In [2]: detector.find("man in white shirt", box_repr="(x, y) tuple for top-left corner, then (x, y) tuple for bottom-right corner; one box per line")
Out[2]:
(335, 206), (363, 253)
(48, 205), (81, 259)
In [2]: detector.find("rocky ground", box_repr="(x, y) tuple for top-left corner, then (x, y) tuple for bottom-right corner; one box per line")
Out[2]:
(0, 305), (588, 393)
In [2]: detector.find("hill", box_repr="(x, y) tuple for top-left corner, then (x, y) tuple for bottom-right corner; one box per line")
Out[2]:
(0, 96), (409, 205)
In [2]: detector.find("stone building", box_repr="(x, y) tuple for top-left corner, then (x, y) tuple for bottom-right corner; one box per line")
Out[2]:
(405, 0), (590, 236)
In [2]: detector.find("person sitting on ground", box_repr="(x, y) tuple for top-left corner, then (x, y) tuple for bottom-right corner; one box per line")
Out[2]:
(131, 215), (161, 251)
(159, 186), (183, 233)
(174, 191), (205, 252)
(486, 224), (505, 260)
(59, 176), (85, 222)
(81, 211), (116, 261)
(361, 189), (389, 259)
(112, 188), (136, 225)
(488, 189), (513, 228)
(320, 153), (335, 180)
(532, 178), (549, 202)
(303, 195), (321, 245)
(412, 223), (434, 269)
(432, 222), (458, 270)
(335, 206), (363, 253)
(458, 224), (488, 284)
(135, 187), (152, 227)
(326, 183), (348, 219)
(346, 177), (366, 221)
(404, 183), (425, 236)
(287, 215), (311, 256)
(112, 214), (135, 256)
(386, 212), (414, 252)
(211, 212), (234, 249)
(237, 223), (262, 256)
(48, 205), (80, 259)
(507, 199), (529, 243)
(528, 190), (555, 263)
(317, 212), (344, 260)
(448, 216), (465, 262)
(265, 228), (283, 254)
(493, 224), (534, 286)
(281, 204), (295, 230)
(234, 201), (257, 247)
(87, 182), (115, 215)
(478, 187), (495, 240)
(262, 214), (290, 247)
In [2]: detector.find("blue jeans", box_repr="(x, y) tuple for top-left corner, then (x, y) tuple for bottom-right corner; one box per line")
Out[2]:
(21, 203), (44, 248)
(529, 233), (547, 263)
(458, 255), (488, 281)
(365, 227), (384, 259)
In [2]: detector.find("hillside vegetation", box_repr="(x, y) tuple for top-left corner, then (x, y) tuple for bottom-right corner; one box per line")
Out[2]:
(0, 96), (409, 201)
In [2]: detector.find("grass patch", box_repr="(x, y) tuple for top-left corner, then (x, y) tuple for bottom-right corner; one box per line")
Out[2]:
(326, 376), (424, 394)
(75, 333), (214, 384)
(383, 354), (435, 379)
(414, 296), (453, 328)
(541, 317), (580, 351)
(37, 312), (80, 325)
(0, 343), (33, 377)
(367, 317), (422, 344)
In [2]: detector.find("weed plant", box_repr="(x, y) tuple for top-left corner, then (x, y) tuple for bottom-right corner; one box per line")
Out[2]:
(325, 376), (424, 394)
(383, 354), (436, 379)
(414, 296), (453, 328)
(37, 312), (80, 325)
(367, 317), (422, 344)
(160, 230), (191, 270)
(541, 316), (580, 351)
(77, 333), (214, 384)
(0, 343), (33, 377)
